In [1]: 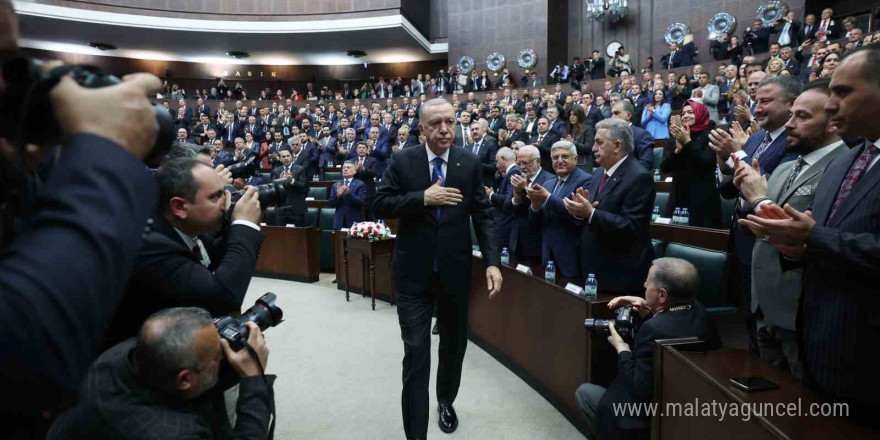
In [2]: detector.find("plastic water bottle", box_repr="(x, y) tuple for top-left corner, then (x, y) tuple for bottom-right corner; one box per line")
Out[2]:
(682, 208), (690, 226)
(545, 261), (556, 284)
(673, 207), (681, 225)
(312, 174), (319, 182)
(377, 219), (385, 226)
(653, 169), (661, 182)
(500, 247), (510, 266)
(652, 206), (660, 222)
(584, 273), (598, 300)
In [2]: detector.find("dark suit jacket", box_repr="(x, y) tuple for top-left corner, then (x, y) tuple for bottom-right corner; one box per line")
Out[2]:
(799, 142), (880, 405)
(245, 123), (264, 140)
(528, 168), (593, 277)
(589, 57), (606, 80)
(578, 156), (655, 292)
(748, 27), (772, 53)
(584, 105), (604, 128)
(0, 134), (157, 421)
(47, 339), (275, 440)
(329, 178), (367, 230)
(195, 104), (211, 118)
(660, 127), (722, 228)
(503, 169), (555, 259)
(315, 137), (338, 167)
(103, 215), (265, 347)
(671, 41), (697, 68)
(772, 19), (801, 46)
(452, 123), (469, 147)
(632, 125), (655, 171)
(272, 164), (308, 215)
(597, 303), (720, 435)
(466, 139), (499, 187)
(489, 165), (519, 249)
(354, 156), (380, 200)
(530, 132), (561, 174)
(800, 22), (818, 44)
(374, 144), (500, 296)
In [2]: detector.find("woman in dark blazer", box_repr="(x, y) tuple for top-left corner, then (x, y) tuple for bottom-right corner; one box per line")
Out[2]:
(660, 99), (721, 228)
(478, 70), (492, 91)
(670, 74), (692, 111)
(564, 106), (595, 172)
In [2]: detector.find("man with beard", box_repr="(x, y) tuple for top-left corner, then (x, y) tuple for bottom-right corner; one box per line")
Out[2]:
(732, 78), (847, 378)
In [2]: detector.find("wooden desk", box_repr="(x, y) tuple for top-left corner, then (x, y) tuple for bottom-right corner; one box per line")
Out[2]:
(341, 236), (396, 310)
(308, 181), (334, 188)
(655, 181), (671, 193)
(650, 223), (729, 252)
(469, 257), (621, 437)
(333, 232), (395, 303)
(653, 346), (879, 439)
(255, 226), (320, 282)
(307, 200), (330, 209)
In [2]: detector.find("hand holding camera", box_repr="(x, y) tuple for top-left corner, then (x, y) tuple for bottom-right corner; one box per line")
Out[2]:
(231, 185), (262, 224)
(221, 322), (269, 377)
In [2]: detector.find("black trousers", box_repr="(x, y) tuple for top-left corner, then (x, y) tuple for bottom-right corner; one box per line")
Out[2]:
(397, 272), (469, 439)
(274, 209), (304, 227)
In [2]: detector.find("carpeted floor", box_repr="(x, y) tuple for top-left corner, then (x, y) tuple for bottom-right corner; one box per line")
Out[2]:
(244, 274), (585, 439)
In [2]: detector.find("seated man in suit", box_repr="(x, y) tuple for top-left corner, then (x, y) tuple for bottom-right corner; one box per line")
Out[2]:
(564, 118), (655, 292)
(505, 145), (555, 264)
(610, 101), (654, 170)
(575, 258), (720, 440)
(467, 122), (499, 188)
(329, 161), (367, 230)
(526, 141), (592, 278)
(102, 156), (265, 348)
(529, 117), (561, 174)
(485, 147), (518, 250)
(48, 308), (274, 440)
(732, 79), (847, 379)
(272, 147), (309, 226)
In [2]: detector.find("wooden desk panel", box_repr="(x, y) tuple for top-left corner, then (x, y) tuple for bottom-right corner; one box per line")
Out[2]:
(655, 347), (879, 439)
(468, 258), (618, 437)
(650, 223), (729, 251)
(333, 232), (394, 301)
(255, 226), (320, 282)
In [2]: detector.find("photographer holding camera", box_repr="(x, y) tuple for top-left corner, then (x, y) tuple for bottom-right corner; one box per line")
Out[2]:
(576, 258), (720, 440)
(48, 307), (276, 440)
(0, 0), (172, 429)
(102, 156), (265, 348)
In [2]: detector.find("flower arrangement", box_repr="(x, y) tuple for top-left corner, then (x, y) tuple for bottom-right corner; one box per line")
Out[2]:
(347, 222), (391, 241)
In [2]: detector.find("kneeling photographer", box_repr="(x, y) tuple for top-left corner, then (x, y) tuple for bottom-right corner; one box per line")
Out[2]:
(102, 155), (266, 348)
(49, 301), (281, 440)
(576, 258), (721, 440)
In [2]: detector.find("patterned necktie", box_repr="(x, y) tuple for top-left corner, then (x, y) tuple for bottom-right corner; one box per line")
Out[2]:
(781, 156), (806, 194)
(472, 142), (480, 155)
(753, 132), (774, 162)
(597, 173), (609, 195)
(829, 144), (880, 219)
(192, 238), (210, 268)
(552, 177), (564, 195)
(431, 157), (445, 272)
(537, 135), (544, 145)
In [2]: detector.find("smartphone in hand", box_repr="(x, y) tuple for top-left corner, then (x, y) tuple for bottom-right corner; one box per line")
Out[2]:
(670, 115), (682, 127)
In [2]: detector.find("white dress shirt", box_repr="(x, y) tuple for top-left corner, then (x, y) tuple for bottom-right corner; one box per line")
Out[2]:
(587, 155), (629, 223)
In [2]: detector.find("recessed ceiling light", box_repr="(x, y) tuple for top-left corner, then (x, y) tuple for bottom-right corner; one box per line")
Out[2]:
(88, 42), (117, 51)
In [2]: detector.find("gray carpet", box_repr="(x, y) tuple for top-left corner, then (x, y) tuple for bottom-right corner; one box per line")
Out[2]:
(244, 275), (585, 439)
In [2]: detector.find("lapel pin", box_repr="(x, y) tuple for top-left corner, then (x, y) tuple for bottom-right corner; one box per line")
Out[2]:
(456, 162), (461, 166)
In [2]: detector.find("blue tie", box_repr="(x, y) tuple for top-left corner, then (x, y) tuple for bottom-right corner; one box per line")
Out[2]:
(431, 157), (445, 272)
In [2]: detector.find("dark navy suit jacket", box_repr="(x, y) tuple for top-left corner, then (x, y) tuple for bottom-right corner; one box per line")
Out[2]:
(528, 168), (593, 277)
(502, 169), (555, 259)
(329, 178), (367, 230)
(489, 165), (519, 249)
(632, 125), (655, 171)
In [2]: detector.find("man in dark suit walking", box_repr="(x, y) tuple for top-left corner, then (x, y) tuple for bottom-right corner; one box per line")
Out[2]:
(738, 48), (880, 422)
(564, 118), (655, 292)
(272, 147), (309, 226)
(103, 157), (265, 348)
(374, 98), (502, 439)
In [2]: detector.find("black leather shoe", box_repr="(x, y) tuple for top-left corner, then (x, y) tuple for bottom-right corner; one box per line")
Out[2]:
(432, 321), (439, 335)
(437, 403), (458, 433)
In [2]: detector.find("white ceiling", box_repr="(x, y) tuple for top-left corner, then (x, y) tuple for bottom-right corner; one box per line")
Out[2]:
(13, 1), (448, 65)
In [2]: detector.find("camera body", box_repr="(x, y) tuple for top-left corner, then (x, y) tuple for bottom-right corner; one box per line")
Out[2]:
(214, 292), (283, 351)
(0, 57), (174, 167)
(584, 305), (642, 342)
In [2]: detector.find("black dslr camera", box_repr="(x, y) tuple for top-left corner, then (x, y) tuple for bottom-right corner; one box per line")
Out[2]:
(226, 154), (260, 179)
(214, 292), (283, 351)
(584, 305), (642, 342)
(0, 56), (174, 167)
(228, 178), (291, 210)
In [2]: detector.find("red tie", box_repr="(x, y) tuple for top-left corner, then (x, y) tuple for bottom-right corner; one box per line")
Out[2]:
(597, 173), (609, 195)
(821, 19), (828, 31)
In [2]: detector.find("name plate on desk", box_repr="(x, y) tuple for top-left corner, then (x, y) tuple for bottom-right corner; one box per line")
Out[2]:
(654, 217), (672, 224)
(565, 283), (584, 295)
(285, 224), (296, 228)
(516, 264), (533, 275)
(306, 197), (315, 201)
(665, 177), (673, 182)
(472, 250), (483, 258)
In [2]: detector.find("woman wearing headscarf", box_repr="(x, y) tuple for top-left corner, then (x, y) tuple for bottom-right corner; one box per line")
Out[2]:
(660, 99), (722, 228)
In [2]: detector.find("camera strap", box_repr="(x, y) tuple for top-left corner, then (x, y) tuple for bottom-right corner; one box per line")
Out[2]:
(244, 342), (276, 440)
(667, 304), (693, 313)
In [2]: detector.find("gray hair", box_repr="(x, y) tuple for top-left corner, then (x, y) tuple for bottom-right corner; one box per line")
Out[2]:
(496, 147), (516, 162)
(550, 140), (578, 157)
(595, 118), (634, 155)
(234, 137), (244, 144)
(156, 157), (212, 214)
(512, 140), (527, 151)
(133, 307), (214, 390)
(519, 144), (540, 160)
(287, 136), (300, 146)
(757, 75), (804, 102)
(419, 97), (453, 122)
(612, 100), (635, 119)
(650, 258), (700, 305)
(165, 142), (202, 162)
(505, 113), (520, 121)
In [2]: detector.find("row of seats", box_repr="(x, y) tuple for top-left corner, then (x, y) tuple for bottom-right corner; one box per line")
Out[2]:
(651, 240), (736, 315)
(291, 206), (336, 272)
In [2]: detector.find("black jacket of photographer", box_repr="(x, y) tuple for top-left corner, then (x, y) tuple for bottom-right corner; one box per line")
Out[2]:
(103, 215), (264, 349)
(595, 301), (720, 438)
(47, 338), (275, 440)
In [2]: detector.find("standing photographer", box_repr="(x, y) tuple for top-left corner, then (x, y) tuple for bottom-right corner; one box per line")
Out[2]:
(575, 258), (720, 440)
(0, 0), (166, 429)
(102, 156), (265, 348)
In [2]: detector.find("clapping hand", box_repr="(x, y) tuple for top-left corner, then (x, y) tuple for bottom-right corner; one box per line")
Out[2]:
(708, 127), (743, 163)
(668, 124), (690, 153)
(738, 203), (814, 258)
(525, 182), (550, 208)
(484, 185), (494, 198)
(563, 187), (598, 219)
(337, 182), (350, 195)
(729, 121), (750, 146)
(731, 156), (767, 204)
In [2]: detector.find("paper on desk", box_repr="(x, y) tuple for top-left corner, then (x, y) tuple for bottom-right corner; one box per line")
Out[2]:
(654, 217), (672, 224)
